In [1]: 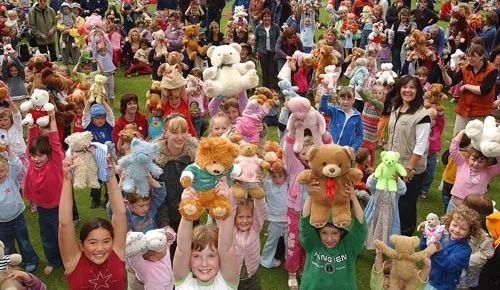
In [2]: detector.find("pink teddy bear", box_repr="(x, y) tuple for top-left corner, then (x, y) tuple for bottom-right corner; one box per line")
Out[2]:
(286, 97), (328, 153)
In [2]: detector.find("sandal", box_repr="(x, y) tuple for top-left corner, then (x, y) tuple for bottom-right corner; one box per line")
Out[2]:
(288, 272), (299, 290)
(288, 278), (299, 290)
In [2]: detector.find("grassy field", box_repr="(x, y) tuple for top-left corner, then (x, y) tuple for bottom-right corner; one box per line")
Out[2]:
(18, 1), (500, 289)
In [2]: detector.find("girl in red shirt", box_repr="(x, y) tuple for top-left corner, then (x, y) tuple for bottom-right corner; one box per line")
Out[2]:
(59, 155), (127, 290)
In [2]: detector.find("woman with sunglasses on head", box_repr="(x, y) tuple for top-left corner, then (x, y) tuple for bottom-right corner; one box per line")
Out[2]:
(275, 26), (303, 73)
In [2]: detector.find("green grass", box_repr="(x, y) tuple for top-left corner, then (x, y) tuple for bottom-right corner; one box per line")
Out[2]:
(19, 1), (500, 289)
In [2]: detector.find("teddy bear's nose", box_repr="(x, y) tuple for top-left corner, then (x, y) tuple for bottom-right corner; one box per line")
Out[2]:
(213, 170), (220, 174)
(329, 168), (335, 173)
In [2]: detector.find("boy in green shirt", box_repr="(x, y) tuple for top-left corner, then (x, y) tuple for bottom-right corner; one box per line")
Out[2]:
(299, 193), (367, 290)
(72, 57), (103, 85)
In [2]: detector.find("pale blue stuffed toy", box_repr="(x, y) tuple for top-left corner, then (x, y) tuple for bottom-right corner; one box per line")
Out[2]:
(374, 151), (407, 192)
(118, 138), (163, 197)
(349, 58), (369, 93)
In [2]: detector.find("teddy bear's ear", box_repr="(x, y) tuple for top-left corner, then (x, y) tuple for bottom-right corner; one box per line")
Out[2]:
(207, 46), (216, 59)
(394, 152), (400, 160)
(64, 135), (73, 146)
(389, 235), (398, 245)
(230, 43), (242, 54)
(342, 146), (356, 161)
(380, 151), (386, 158)
(411, 236), (420, 247)
(305, 146), (319, 161)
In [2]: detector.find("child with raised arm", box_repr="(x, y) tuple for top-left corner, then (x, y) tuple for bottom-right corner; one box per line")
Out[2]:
(299, 192), (367, 289)
(0, 143), (39, 273)
(233, 198), (267, 289)
(173, 178), (239, 290)
(92, 30), (117, 108)
(24, 109), (63, 275)
(59, 155), (127, 289)
(447, 130), (500, 212)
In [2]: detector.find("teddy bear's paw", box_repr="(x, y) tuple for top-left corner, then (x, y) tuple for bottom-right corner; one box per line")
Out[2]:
(247, 70), (259, 87)
(212, 207), (227, 218)
(248, 188), (266, 199)
(183, 204), (198, 216)
(310, 221), (327, 228)
(180, 176), (193, 188)
(334, 220), (352, 228)
(204, 81), (216, 97)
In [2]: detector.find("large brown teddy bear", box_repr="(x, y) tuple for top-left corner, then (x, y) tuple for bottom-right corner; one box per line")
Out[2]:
(297, 144), (363, 228)
(232, 143), (270, 199)
(409, 29), (433, 59)
(26, 53), (55, 94)
(424, 83), (447, 112)
(375, 235), (438, 290)
(182, 23), (208, 61)
(315, 45), (338, 77)
(179, 137), (241, 221)
(344, 47), (365, 70)
(41, 68), (77, 127)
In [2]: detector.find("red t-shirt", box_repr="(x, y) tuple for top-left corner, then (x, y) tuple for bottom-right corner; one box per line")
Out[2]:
(112, 113), (149, 146)
(162, 99), (198, 137)
(73, 114), (84, 133)
(65, 251), (126, 290)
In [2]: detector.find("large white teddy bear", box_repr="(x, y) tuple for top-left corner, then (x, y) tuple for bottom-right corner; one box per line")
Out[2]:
(376, 63), (398, 86)
(151, 30), (169, 58)
(286, 97), (327, 153)
(20, 89), (55, 127)
(203, 43), (259, 98)
(465, 116), (500, 158)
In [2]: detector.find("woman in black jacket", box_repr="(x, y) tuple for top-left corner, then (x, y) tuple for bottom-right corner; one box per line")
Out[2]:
(254, 8), (281, 89)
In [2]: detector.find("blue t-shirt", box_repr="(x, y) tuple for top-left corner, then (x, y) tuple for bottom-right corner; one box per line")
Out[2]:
(85, 123), (114, 144)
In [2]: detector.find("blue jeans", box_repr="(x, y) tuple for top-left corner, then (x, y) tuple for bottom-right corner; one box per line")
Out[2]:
(446, 199), (457, 213)
(260, 221), (288, 268)
(38, 207), (62, 267)
(441, 181), (453, 214)
(191, 115), (202, 137)
(420, 153), (437, 195)
(0, 213), (39, 265)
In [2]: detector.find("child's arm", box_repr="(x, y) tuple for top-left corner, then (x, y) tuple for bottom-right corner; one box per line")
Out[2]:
(173, 188), (196, 282)
(82, 98), (91, 129)
(1, 58), (8, 80)
(108, 158), (127, 260)
(72, 63), (80, 75)
(58, 156), (83, 273)
(318, 93), (335, 116)
(5, 270), (47, 290)
(359, 90), (384, 112)
(102, 99), (115, 127)
(252, 197), (267, 232)
(370, 247), (385, 289)
(418, 253), (431, 283)
(149, 177), (167, 216)
(6, 147), (21, 179)
(351, 190), (364, 223)
(217, 178), (239, 286)
(450, 130), (466, 166)
(95, 58), (104, 72)
(208, 96), (223, 117)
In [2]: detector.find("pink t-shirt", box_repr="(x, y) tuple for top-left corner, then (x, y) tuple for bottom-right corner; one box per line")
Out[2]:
(128, 248), (173, 290)
(450, 136), (500, 199)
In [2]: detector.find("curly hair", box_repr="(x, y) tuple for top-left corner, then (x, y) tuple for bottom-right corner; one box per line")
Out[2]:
(442, 206), (482, 240)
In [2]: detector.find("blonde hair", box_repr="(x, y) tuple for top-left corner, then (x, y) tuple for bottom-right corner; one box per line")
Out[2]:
(164, 116), (188, 133)
(209, 112), (230, 129)
(442, 206), (482, 240)
(236, 199), (254, 215)
(128, 28), (141, 43)
(0, 107), (13, 125)
(192, 224), (218, 252)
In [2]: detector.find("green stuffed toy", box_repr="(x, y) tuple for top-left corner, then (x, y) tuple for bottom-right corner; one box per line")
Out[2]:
(79, 50), (93, 64)
(374, 151), (407, 192)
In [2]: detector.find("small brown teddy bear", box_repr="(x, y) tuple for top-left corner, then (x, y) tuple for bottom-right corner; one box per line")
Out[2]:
(0, 240), (23, 289)
(182, 23), (209, 61)
(297, 144), (363, 228)
(263, 141), (284, 173)
(232, 143), (270, 199)
(146, 80), (162, 110)
(41, 68), (77, 127)
(374, 235), (438, 290)
(344, 47), (365, 70)
(26, 53), (55, 94)
(424, 83), (447, 112)
(179, 137), (241, 221)
(119, 123), (141, 156)
(409, 29), (433, 59)
(315, 45), (338, 77)
(65, 131), (100, 189)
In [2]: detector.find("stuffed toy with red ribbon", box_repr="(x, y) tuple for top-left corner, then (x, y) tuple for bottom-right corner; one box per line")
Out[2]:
(297, 144), (363, 228)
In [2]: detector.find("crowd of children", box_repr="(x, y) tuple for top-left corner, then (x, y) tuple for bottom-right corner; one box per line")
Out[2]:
(0, 0), (500, 289)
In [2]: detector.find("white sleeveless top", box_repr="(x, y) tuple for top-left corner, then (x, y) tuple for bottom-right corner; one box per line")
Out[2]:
(175, 272), (237, 290)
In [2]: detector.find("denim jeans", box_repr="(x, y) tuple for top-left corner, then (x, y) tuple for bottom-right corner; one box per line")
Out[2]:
(0, 213), (39, 265)
(420, 153), (437, 195)
(191, 115), (202, 137)
(38, 207), (62, 267)
(441, 181), (453, 213)
(260, 221), (288, 268)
